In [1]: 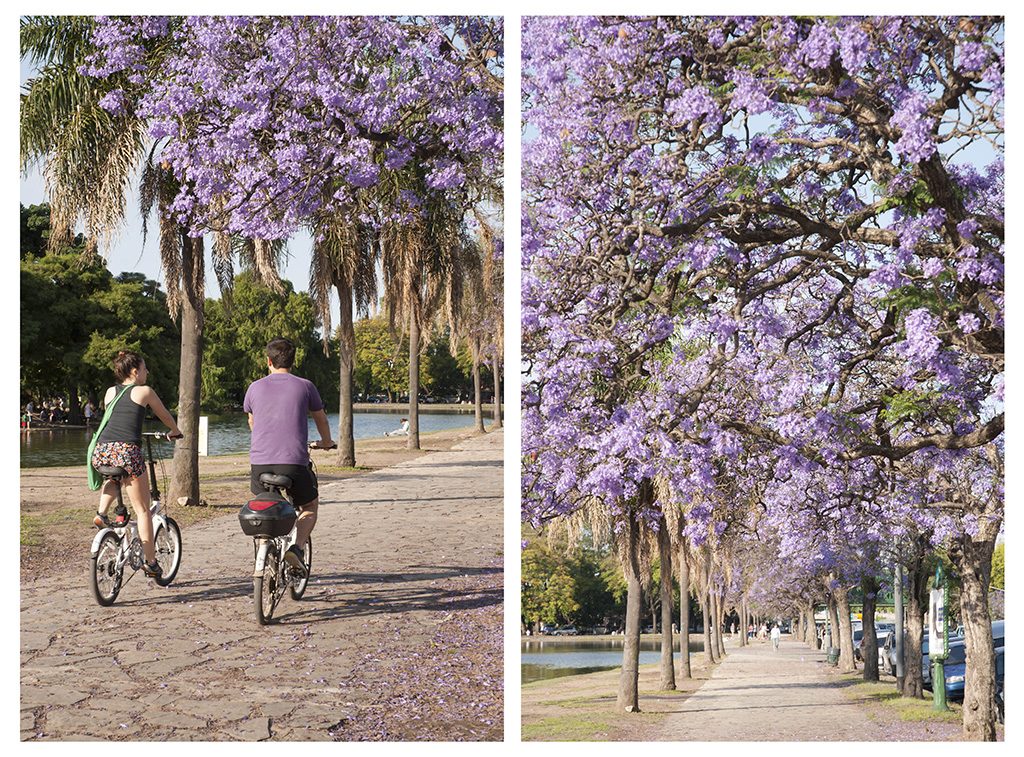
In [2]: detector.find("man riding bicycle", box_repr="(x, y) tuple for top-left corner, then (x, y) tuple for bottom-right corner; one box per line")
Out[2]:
(244, 337), (334, 576)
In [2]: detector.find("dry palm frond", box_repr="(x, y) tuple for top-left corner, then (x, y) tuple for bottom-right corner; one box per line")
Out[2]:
(159, 200), (183, 320)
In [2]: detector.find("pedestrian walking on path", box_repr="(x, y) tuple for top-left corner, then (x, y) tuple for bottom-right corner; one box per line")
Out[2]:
(771, 623), (781, 651)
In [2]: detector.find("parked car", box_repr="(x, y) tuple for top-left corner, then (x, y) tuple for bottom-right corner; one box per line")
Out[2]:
(855, 623), (894, 662)
(539, 623), (556, 635)
(923, 620), (1004, 703)
(882, 628), (933, 676)
(552, 625), (579, 636)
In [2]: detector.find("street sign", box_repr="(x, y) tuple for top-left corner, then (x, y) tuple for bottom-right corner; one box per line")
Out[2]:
(929, 589), (948, 659)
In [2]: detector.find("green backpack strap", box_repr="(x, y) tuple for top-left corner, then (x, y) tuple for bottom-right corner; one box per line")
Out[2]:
(86, 384), (135, 491)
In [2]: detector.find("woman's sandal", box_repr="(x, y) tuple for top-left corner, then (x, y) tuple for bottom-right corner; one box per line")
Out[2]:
(93, 513), (113, 529)
(143, 560), (163, 579)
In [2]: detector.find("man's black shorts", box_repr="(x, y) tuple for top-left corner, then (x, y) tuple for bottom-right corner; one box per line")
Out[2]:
(250, 463), (318, 507)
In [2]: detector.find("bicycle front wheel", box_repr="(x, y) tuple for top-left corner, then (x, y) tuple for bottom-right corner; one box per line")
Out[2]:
(91, 532), (123, 606)
(254, 544), (280, 625)
(289, 537), (312, 600)
(153, 517), (182, 586)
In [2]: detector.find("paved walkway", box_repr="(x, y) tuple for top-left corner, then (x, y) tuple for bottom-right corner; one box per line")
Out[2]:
(655, 638), (891, 740)
(21, 431), (503, 741)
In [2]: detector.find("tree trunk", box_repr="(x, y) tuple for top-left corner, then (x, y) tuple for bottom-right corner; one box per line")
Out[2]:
(954, 522), (1000, 740)
(490, 351), (502, 429)
(713, 592), (726, 658)
(833, 580), (856, 673)
(336, 282), (356, 467)
(67, 382), (82, 425)
(617, 515), (643, 712)
(701, 589), (716, 664)
(826, 594), (839, 652)
(862, 579), (880, 681)
(806, 604), (816, 646)
(658, 518), (675, 690)
(901, 558), (928, 699)
(678, 536), (691, 679)
(472, 339), (485, 434)
(169, 235), (203, 508)
(738, 596), (747, 647)
(407, 310), (420, 450)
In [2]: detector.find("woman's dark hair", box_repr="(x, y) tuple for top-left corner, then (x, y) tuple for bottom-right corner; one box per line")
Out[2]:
(113, 350), (144, 382)
(266, 337), (296, 369)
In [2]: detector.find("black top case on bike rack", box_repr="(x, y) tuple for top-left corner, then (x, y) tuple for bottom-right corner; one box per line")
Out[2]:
(239, 493), (297, 537)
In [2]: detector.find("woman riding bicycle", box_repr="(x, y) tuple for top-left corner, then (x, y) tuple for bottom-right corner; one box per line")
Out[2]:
(91, 350), (182, 578)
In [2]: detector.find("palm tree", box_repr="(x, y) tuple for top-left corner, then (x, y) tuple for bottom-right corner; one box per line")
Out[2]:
(381, 192), (479, 450)
(22, 16), (212, 507)
(20, 16), (144, 257)
(455, 214), (500, 434)
(309, 207), (379, 467)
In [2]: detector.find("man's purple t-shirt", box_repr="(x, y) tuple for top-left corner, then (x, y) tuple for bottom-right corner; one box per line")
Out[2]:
(243, 373), (324, 465)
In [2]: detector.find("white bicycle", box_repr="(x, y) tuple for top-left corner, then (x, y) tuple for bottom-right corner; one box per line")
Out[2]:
(89, 432), (183, 605)
(239, 443), (332, 624)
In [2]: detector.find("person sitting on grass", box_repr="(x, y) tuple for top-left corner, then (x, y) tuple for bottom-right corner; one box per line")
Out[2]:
(385, 418), (410, 437)
(91, 350), (182, 579)
(244, 337), (334, 575)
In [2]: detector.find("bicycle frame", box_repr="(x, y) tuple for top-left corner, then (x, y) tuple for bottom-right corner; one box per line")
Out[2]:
(252, 526), (297, 577)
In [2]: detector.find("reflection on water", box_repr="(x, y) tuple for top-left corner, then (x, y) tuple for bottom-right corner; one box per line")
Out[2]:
(21, 411), (476, 468)
(521, 637), (706, 684)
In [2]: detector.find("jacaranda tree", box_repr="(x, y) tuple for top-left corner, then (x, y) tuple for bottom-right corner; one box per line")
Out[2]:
(523, 16), (1002, 739)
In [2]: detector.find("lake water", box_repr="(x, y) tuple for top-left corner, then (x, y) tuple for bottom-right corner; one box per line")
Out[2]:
(521, 637), (707, 684)
(20, 410), (477, 468)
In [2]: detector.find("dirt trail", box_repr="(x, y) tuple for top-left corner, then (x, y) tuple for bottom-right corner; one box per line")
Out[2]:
(20, 431), (503, 741)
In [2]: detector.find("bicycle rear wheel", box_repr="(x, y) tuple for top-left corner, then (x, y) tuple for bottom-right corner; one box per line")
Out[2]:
(289, 537), (312, 599)
(153, 517), (182, 586)
(91, 532), (123, 606)
(254, 544), (282, 625)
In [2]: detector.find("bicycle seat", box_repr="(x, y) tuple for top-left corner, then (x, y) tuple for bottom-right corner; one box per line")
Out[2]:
(259, 473), (293, 490)
(96, 465), (128, 479)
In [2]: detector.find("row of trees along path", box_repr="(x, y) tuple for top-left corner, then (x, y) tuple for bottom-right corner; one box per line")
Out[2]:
(522, 16), (1003, 741)
(21, 15), (504, 501)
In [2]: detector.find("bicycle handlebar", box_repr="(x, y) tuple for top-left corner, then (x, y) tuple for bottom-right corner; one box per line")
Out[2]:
(143, 431), (183, 440)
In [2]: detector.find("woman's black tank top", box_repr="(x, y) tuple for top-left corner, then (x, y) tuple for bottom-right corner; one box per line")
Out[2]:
(97, 385), (146, 445)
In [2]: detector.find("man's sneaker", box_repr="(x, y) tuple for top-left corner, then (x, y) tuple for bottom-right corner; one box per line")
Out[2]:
(284, 546), (308, 576)
(143, 560), (163, 579)
(94, 513), (113, 529)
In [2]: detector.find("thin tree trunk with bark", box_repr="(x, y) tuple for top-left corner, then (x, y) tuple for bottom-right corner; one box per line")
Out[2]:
(336, 282), (355, 467)
(701, 588), (716, 664)
(677, 536), (691, 679)
(713, 592), (726, 658)
(954, 523), (999, 740)
(490, 352), (502, 429)
(658, 519), (675, 690)
(472, 339), (485, 434)
(901, 557), (928, 699)
(617, 515), (643, 712)
(169, 234), (203, 508)
(739, 596), (747, 647)
(826, 594), (840, 652)
(67, 382), (82, 425)
(407, 310), (420, 450)
(833, 581), (856, 673)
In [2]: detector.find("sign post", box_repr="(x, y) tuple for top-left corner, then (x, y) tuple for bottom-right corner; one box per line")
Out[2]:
(929, 564), (949, 711)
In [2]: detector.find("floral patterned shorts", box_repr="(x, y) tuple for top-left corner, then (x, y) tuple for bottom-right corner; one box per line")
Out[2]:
(92, 441), (146, 480)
